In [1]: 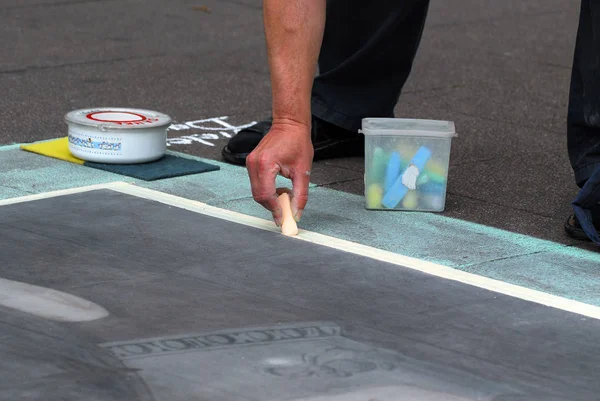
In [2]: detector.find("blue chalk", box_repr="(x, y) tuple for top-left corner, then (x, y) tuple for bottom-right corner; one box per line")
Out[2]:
(381, 175), (409, 208)
(381, 146), (432, 209)
(419, 182), (446, 195)
(410, 146), (432, 171)
(384, 152), (402, 193)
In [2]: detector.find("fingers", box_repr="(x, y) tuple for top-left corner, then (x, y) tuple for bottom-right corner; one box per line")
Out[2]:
(246, 151), (282, 225)
(276, 187), (293, 196)
(290, 167), (311, 221)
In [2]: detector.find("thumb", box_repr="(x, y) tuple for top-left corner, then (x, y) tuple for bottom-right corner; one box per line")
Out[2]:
(291, 169), (311, 221)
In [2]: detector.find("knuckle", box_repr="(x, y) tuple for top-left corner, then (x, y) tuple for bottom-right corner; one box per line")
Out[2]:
(246, 151), (258, 164)
(253, 192), (273, 204)
(257, 155), (274, 170)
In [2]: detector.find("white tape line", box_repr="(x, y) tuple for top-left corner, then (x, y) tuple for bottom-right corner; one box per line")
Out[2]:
(4, 181), (600, 321)
(0, 182), (132, 206)
(105, 182), (600, 321)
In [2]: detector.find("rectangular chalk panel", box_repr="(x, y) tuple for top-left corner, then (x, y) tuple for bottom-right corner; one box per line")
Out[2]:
(0, 189), (599, 401)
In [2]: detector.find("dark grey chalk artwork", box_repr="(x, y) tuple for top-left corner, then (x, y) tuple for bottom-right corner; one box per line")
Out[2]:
(0, 189), (599, 401)
(0, 306), (154, 401)
(99, 322), (508, 401)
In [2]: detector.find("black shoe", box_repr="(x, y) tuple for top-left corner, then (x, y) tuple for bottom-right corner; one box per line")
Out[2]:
(221, 116), (364, 165)
(564, 214), (591, 241)
(564, 211), (600, 241)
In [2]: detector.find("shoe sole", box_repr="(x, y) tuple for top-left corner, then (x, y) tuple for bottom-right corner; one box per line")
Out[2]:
(564, 215), (592, 241)
(221, 146), (248, 166)
(221, 139), (365, 166)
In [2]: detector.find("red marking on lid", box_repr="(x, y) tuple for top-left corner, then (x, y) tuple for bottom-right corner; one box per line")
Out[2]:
(86, 111), (148, 123)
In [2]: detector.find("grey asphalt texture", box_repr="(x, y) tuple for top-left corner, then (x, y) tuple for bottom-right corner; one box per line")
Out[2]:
(0, 0), (588, 246)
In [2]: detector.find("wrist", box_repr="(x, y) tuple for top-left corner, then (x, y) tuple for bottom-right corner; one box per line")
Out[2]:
(271, 98), (312, 127)
(271, 116), (312, 134)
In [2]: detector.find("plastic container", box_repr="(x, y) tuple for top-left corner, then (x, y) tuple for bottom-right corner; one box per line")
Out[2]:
(361, 118), (456, 212)
(65, 108), (172, 164)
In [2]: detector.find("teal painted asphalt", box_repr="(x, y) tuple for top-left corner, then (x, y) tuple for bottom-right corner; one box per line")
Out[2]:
(2, 143), (600, 307)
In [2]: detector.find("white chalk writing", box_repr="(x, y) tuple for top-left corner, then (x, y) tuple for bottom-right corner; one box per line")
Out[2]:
(167, 116), (256, 147)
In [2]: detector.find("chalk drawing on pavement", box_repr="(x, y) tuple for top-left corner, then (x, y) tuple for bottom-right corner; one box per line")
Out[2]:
(167, 116), (256, 147)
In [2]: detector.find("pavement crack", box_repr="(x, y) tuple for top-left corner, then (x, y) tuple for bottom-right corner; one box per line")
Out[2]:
(0, 184), (33, 194)
(1, 222), (88, 249)
(0, 0), (118, 10)
(402, 84), (464, 95)
(459, 249), (550, 269)
(219, 0), (262, 10)
(0, 53), (166, 75)
(450, 156), (507, 167)
(536, 61), (572, 70)
(314, 178), (361, 188)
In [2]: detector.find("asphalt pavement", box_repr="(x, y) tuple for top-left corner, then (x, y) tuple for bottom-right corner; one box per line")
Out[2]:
(0, 0), (587, 246)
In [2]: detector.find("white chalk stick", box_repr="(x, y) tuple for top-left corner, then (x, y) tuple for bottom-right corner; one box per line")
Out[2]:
(278, 192), (299, 236)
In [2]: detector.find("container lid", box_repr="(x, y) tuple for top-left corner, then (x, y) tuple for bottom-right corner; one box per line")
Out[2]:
(65, 108), (172, 130)
(360, 118), (456, 137)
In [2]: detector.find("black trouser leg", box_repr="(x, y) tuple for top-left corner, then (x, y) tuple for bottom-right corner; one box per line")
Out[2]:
(311, 0), (431, 133)
(567, 0), (600, 244)
(567, 0), (600, 187)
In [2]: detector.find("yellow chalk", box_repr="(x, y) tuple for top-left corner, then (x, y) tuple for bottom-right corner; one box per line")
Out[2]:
(425, 160), (447, 177)
(396, 144), (418, 164)
(366, 184), (383, 209)
(402, 190), (418, 209)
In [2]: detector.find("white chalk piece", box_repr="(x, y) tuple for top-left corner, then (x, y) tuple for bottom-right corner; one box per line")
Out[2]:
(278, 192), (299, 236)
(0, 277), (109, 322)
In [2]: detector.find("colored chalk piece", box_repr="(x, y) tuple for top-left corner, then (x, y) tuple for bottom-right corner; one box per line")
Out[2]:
(419, 182), (446, 195)
(426, 171), (447, 184)
(423, 194), (446, 211)
(425, 160), (447, 177)
(381, 176), (409, 208)
(410, 146), (432, 171)
(368, 147), (389, 183)
(384, 152), (402, 192)
(417, 173), (430, 186)
(366, 184), (383, 209)
(402, 191), (418, 209)
(397, 145), (418, 163)
(381, 146), (432, 209)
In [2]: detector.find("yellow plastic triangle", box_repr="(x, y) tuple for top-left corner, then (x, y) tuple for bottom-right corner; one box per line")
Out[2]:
(20, 137), (85, 165)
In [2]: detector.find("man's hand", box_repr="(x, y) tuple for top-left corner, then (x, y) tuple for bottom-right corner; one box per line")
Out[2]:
(246, 119), (314, 226)
(248, 0), (324, 225)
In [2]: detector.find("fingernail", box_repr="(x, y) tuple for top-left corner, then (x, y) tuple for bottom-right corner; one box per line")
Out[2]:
(294, 210), (303, 222)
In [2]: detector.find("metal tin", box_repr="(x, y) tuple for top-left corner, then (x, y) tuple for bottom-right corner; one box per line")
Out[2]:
(64, 108), (172, 164)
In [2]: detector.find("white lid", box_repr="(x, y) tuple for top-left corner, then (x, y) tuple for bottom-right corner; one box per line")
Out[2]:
(65, 108), (172, 130)
(360, 118), (456, 137)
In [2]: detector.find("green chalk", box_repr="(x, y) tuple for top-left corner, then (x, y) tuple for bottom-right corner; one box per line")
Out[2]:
(426, 171), (446, 184)
(368, 147), (389, 183)
(417, 173), (430, 186)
